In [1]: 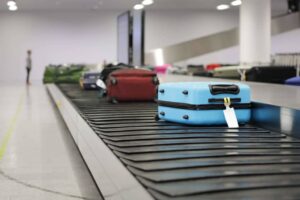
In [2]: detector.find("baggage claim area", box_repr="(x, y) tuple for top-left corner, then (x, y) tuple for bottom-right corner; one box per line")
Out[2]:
(1, 0), (300, 200)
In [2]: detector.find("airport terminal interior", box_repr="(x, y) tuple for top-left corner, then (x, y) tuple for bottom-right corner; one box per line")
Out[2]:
(1, 0), (300, 199)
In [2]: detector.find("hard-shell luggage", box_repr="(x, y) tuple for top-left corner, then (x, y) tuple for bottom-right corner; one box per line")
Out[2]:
(154, 64), (171, 74)
(169, 65), (188, 75)
(212, 66), (251, 80)
(246, 66), (296, 84)
(106, 69), (159, 102)
(206, 63), (221, 71)
(80, 72), (100, 90)
(187, 65), (205, 74)
(157, 82), (251, 125)
(97, 63), (133, 97)
(285, 76), (300, 86)
(193, 71), (213, 77)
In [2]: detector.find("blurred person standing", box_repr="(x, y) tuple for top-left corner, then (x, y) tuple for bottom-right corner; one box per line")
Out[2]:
(26, 50), (32, 84)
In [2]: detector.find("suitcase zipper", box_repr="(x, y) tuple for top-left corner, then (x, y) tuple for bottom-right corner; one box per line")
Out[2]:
(208, 98), (241, 103)
(157, 100), (251, 110)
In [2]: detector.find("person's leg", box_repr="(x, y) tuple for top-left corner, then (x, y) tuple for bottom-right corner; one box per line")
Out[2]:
(28, 69), (31, 84)
(26, 68), (30, 84)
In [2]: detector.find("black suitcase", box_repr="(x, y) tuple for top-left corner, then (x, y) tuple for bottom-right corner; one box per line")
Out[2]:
(246, 66), (296, 84)
(99, 63), (133, 83)
(187, 65), (205, 74)
(193, 71), (213, 77)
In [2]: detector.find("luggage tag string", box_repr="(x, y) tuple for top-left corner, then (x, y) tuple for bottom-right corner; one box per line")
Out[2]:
(223, 97), (239, 128)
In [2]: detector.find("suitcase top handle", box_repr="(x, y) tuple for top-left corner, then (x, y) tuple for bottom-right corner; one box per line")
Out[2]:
(209, 84), (240, 95)
(111, 69), (157, 77)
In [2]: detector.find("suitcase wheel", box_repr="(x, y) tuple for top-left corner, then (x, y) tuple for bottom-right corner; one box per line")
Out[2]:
(183, 115), (189, 120)
(154, 114), (160, 121)
(159, 89), (165, 94)
(182, 90), (189, 95)
(111, 78), (117, 85)
(111, 98), (118, 104)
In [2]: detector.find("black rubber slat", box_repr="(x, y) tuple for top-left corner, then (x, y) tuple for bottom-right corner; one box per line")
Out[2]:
(105, 138), (300, 147)
(148, 187), (300, 200)
(109, 143), (300, 154)
(100, 133), (286, 141)
(138, 175), (300, 197)
(97, 126), (270, 133)
(120, 156), (300, 171)
(130, 164), (300, 182)
(114, 149), (300, 162)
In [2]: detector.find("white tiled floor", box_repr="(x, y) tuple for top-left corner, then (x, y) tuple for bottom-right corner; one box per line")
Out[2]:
(0, 83), (102, 200)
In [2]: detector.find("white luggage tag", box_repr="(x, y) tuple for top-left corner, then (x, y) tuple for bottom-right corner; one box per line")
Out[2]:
(223, 97), (239, 128)
(96, 79), (106, 89)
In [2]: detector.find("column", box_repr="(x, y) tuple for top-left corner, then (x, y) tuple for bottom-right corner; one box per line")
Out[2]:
(240, 0), (271, 65)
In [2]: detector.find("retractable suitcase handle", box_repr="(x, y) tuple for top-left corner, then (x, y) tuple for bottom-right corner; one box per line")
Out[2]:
(209, 84), (240, 95)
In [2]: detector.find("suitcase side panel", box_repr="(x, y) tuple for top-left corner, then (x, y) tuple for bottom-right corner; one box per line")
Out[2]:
(107, 77), (156, 101)
(111, 69), (156, 77)
(158, 82), (250, 105)
(158, 106), (250, 125)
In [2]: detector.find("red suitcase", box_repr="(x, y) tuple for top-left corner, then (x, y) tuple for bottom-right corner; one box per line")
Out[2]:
(206, 63), (221, 71)
(106, 69), (159, 102)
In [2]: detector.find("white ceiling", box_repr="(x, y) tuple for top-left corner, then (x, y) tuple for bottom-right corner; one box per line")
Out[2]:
(0, 0), (288, 12)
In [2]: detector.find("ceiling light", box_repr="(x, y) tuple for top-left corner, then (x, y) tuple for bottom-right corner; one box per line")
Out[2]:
(217, 4), (230, 10)
(231, 0), (242, 6)
(9, 4), (18, 11)
(7, 0), (16, 7)
(133, 4), (144, 10)
(142, 0), (154, 6)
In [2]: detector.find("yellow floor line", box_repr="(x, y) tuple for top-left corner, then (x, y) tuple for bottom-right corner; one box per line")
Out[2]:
(0, 93), (24, 161)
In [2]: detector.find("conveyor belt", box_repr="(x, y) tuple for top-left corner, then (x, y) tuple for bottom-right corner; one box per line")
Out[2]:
(58, 84), (300, 200)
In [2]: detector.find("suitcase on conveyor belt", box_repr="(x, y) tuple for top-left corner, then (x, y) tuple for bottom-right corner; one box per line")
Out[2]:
(193, 71), (213, 77)
(106, 68), (159, 103)
(157, 82), (251, 125)
(97, 63), (133, 97)
(206, 63), (221, 71)
(285, 76), (300, 86)
(187, 64), (205, 74)
(79, 72), (100, 90)
(246, 66), (296, 84)
(212, 66), (251, 79)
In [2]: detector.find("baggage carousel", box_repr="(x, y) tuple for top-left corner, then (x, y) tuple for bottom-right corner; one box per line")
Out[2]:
(47, 77), (300, 200)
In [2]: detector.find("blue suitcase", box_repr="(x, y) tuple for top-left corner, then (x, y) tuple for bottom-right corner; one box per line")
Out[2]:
(285, 76), (300, 86)
(80, 72), (100, 90)
(157, 82), (251, 125)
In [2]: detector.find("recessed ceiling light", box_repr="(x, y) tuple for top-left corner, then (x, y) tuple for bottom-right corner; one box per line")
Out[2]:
(133, 4), (144, 10)
(7, 0), (16, 7)
(231, 0), (242, 6)
(217, 4), (230, 10)
(142, 0), (154, 6)
(9, 4), (18, 11)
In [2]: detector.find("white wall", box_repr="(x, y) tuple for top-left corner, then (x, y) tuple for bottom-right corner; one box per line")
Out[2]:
(145, 10), (300, 66)
(183, 29), (300, 66)
(1, 9), (300, 81)
(272, 29), (300, 53)
(0, 11), (119, 81)
(145, 10), (239, 51)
